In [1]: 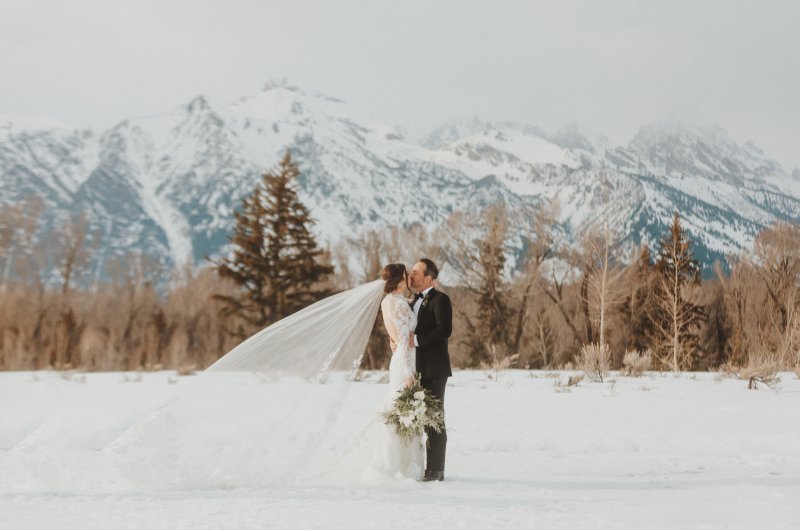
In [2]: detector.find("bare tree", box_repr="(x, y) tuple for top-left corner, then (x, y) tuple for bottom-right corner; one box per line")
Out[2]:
(105, 251), (164, 369)
(750, 222), (800, 368)
(717, 256), (759, 366)
(435, 204), (513, 365)
(54, 211), (94, 300)
(537, 261), (584, 349)
(719, 223), (800, 371)
(0, 204), (16, 287)
(753, 222), (800, 336)
(435, 211), (485, 294)
(579, 222), (626, 350)
(528, 306), (555, 367)
(0, 198), (44, 291)
(508, 201), (559, 358)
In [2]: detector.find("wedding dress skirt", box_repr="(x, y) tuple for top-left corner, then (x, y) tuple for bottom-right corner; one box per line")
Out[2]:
(363, 294), (424, 481)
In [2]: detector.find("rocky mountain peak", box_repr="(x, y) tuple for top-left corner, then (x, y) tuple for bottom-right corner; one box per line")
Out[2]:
(419, 115), (494, 149)
(548, 123), (607, 154)
(183, 95), (212, 114)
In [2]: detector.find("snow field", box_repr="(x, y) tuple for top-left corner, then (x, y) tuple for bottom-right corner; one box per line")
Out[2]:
(1, 370), (799, 529)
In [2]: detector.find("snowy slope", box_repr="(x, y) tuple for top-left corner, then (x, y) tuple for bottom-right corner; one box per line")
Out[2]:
(1, 85), (798, 282)
(432, 120), (800, 268)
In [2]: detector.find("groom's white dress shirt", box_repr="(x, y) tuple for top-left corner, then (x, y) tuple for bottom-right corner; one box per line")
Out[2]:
(412, 286), (433, 347)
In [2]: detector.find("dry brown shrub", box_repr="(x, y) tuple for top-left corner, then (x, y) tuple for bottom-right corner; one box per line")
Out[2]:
(718, 361), (738, 377)
(481, 353), (520, 383)
(622, 349), (652, 376)
(176, 364), (198, 376)
(76, 326), (110, 371)
(577, 342), (610, 382)
(554, 373), (584, 392)
(738, 353), (781, 390)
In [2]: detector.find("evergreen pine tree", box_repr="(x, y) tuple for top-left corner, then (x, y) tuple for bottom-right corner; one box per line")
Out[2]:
(649, 212), (705, 370)
(460, 205), (511, 367)
(620, 243), (656, 353)
(477, 205), (510, 360)
(210, 151), (333, 338)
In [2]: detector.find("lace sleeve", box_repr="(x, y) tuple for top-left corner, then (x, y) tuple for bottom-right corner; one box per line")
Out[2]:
(393, 298), (416, 379)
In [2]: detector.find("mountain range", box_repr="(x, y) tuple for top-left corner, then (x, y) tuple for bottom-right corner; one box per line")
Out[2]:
(2, 82), (799, 284)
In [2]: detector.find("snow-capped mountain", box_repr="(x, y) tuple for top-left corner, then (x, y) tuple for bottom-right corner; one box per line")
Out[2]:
(0, 84), (538, 282)
(1, 83), (798, 285)
(428, 119), (800, 268)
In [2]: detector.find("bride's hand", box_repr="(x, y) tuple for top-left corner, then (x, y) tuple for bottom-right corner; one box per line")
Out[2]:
(404, 376), (415, 388)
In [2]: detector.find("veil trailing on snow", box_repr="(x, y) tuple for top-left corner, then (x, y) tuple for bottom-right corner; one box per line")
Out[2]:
(104, 280), (389, 489)
(205, 280), (385, 379)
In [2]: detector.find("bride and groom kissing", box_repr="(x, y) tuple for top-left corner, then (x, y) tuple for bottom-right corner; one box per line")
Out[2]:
(374, 258), (452, 482)
(206, 256), (452, 483)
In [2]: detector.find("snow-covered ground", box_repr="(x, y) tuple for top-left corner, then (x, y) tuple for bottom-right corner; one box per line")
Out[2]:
(2, 369), (799, 529)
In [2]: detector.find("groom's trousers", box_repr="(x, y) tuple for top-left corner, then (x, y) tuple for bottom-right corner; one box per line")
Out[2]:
(421, 377), (448, 472)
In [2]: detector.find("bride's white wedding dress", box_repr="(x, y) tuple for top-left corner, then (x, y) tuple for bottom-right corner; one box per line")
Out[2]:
(366, 293), (424, 480)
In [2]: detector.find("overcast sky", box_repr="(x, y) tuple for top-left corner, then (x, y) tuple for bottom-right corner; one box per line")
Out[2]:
(2, 0), (798, 170)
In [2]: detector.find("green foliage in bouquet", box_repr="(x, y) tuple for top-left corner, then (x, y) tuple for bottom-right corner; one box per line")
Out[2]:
(382, 374), (445, 444)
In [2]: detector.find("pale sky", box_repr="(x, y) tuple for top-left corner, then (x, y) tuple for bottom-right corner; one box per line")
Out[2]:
(1, 0), (798, 171)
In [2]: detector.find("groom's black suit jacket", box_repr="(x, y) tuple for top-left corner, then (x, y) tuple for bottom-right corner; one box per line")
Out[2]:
(414, 289), (453, 379)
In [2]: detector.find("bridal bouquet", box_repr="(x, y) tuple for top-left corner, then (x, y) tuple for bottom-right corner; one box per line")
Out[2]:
(383, 375), (445, 443)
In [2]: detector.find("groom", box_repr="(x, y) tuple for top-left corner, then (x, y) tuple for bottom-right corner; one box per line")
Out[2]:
(408, 258), (452, 482)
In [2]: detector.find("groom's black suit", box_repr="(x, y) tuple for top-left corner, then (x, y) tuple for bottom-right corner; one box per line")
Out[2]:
(413, 288), (452, 474)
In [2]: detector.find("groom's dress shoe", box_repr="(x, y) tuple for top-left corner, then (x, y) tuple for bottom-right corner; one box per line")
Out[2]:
(422, 470), (444, 482)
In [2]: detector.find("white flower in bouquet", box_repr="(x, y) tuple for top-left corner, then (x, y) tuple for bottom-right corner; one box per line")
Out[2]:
(382, 375), (445, 444)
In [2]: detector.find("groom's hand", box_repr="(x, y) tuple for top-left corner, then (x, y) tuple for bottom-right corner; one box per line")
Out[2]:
(389, 338), (396, 353)
(408, 333), (415, 348)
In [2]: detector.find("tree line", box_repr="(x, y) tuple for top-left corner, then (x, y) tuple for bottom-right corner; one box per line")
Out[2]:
(427, 204), (799, 380)
(1, 152), (798, 375)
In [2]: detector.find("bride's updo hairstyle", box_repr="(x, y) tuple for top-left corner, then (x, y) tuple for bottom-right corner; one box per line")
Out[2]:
(381, 263), (406, 294)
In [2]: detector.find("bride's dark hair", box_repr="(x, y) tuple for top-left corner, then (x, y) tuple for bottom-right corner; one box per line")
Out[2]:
(381, 263), (407, 294)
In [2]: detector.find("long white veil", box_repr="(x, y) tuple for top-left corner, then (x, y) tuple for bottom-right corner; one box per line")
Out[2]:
(101, 280), (388, 489)
(205, 279), (385, 378)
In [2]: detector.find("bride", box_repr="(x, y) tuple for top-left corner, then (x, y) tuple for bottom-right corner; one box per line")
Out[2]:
(367, 263), (424, 480)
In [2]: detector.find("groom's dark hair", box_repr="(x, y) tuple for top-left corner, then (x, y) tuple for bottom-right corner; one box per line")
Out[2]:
(419, 258), (439, 279)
